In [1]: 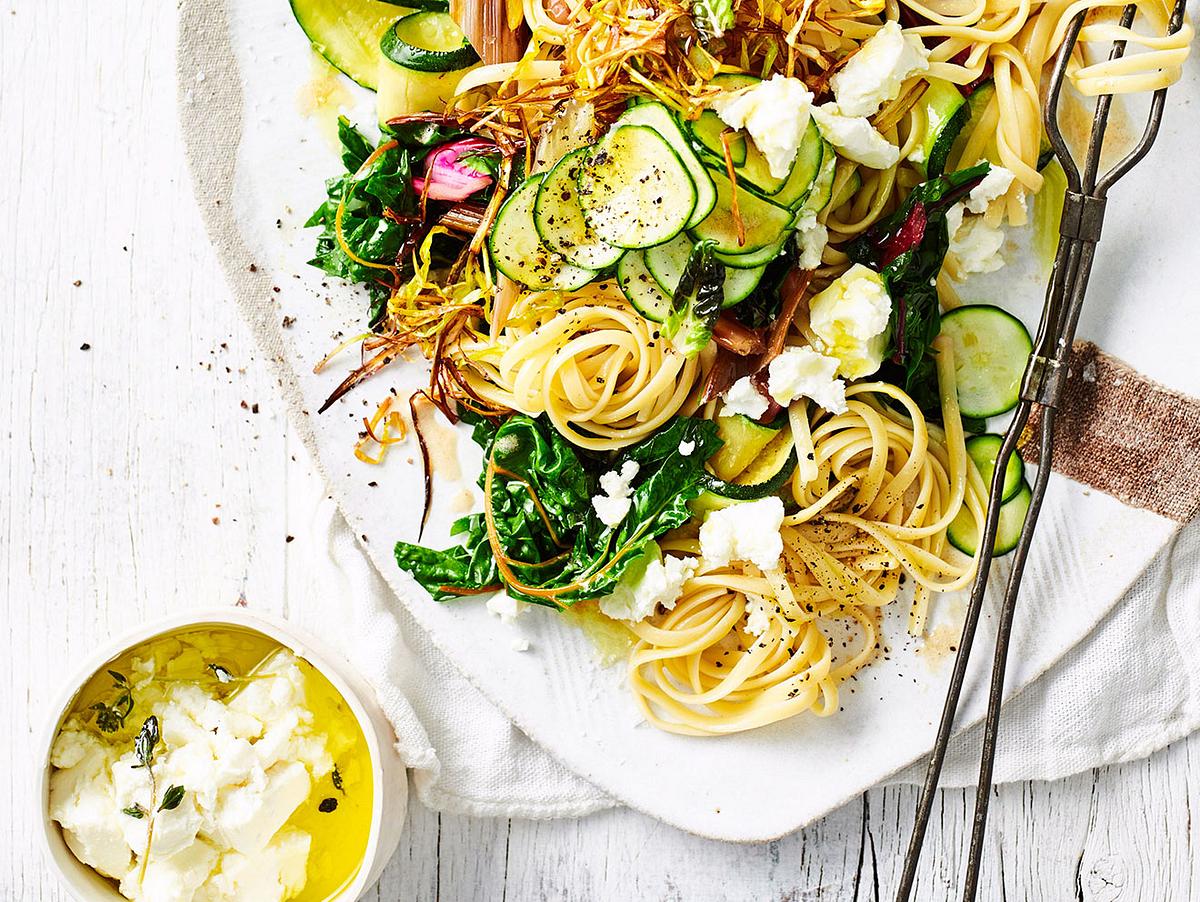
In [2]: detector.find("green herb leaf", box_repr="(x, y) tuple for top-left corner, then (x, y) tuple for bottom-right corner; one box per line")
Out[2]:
(134, 716), (159, 768)
(395, 415), (722, 605)
(318, 797), (339, 813)
(158, 785), (186, 812)
(107, 670), (129, 686)
(332, 765), (345, 795)
(122, 804), (146, 819)
(207, 663), (234, 684)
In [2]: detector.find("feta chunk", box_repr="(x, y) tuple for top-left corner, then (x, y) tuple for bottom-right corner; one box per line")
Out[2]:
(808, 264), (893, 379)
(486, 593), (527, 624)
(678, 439), (696, 456)
(713, 75), (815, 179)
(49, 731), (132, 880)
(699, 497), (785, 572)
(830, 21), (930, 117)
(964, 165), (1015, 213)
(719, 376), (770, 420)
(946, 204), (1006, 274)
(121, 838), (220, 902)
(793, 209), (828, 270)
(212, 761), (310, 856)
(811, 104), (900, 170)
(599, 550), (699, 622)
(767, 347), (848, 414)
(207, 829), (310, 901)
(591, 460), (640, 527)
(744, 595), (773, 636)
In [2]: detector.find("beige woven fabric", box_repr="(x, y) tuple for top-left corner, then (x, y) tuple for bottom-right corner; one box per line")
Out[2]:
(1020, 341), (1200, 524)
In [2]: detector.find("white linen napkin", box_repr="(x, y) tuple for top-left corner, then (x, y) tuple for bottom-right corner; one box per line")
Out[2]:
(307, 496), (1200, 819)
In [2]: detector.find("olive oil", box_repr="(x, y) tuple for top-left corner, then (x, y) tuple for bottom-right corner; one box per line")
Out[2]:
(58, 625), (373, 902)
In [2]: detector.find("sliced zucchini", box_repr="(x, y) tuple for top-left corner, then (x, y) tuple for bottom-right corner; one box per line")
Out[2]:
(918, 78), (969, 178)
(939, 305), (1034, 419)
(947, 480), (1032, 557)
(708, 413), (785, 481)
(576, 125), (698, 249)
(645, 234), (765, 308)
(616, 251), (672, 322)
(689, 110), (747, 166)
(378, 57), (464, 120)
(770, 120), (824, 209)
(616, 102), (717, 228)
(966, 434), (1024, 504)
(488, 175), (598, 290)
(534, 148), (623, 270)
(714, 235), (787, 269)
(798, 151), (837, 219)
(380, 11), (479, 72)
(710, 72), (761, 91)
(289, 0), (402, 90)
(703, 429), (797, 500)
(689, 165), (793, 255)
(948, 80), (995, 171)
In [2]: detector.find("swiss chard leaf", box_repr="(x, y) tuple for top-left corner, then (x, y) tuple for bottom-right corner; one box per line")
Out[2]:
(664, 240), (724, 357)
(305, 117), (417, 323)
(394, 415), (722, 606)
(845, 162), (989, 412)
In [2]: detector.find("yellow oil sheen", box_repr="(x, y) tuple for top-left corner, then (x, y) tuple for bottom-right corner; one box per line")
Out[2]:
(60, 625), (373, 902)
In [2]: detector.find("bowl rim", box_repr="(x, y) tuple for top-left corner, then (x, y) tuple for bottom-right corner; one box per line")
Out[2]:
(37, 607), (390, 902)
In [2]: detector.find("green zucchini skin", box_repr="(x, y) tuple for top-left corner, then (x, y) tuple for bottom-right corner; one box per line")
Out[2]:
(947, 480), (1032, 557)
(700, 450), (798, 501)
(965, 434), (1024, 504)
(380, 11), (480, 73)
(289, 0), (401, 90)
(939, 304), (1034, 419)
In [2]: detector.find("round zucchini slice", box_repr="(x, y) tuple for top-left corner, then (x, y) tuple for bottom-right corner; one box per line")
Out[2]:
(947, 481), (1033, 558)
(488, 176), (598, 290)
(965, 434), (1024, 503)
(381, 11), (480, 73)
(576, 125), (698, 250)
(534, 148), (623, 270)
(939, 304), (1034, 419)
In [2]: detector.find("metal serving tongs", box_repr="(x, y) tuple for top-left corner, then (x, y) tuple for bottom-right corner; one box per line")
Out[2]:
(896, 1), (1190, 899)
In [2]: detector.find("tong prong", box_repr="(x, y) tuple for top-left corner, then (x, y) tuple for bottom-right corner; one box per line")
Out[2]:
(897, 0), (1190, 897)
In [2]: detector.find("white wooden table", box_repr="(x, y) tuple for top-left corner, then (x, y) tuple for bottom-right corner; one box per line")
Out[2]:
(4, 3), (1199, 899)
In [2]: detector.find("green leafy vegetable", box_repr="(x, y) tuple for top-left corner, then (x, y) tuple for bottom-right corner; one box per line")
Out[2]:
(845, 162), (989, 412)
(394, 414), (722, 606)
(691, 0), (735, 39)
(306, 117), (417, 325)
(664, 240), (724, 358)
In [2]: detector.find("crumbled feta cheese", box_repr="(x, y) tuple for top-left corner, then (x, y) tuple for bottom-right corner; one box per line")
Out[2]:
(830, 21), (930, 117)
(678, 439), (696, 456)
(713, 75), (815, 179)
(719, 376), (770, 420)
(793, 210), (828, 270)
(744, 595), (773, 636)
(964, 165), (1015, 213)
(49, 651), (334, 902)
(699, 497), (785, 572)
(599, 551), (699, 622)
(767, 347), (848, 414)
(486, 593), (527, 624)
(591, 460), (640, 527)
(808, 264), (893, 379)
(946, 205), (1006, 274)
(811, 104), (900, 170)
(510, 638), (531, 652)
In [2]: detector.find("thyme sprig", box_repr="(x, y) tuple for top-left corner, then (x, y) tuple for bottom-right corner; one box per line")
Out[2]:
(130, 716), (186, 884)
(89, 670), (134, 733)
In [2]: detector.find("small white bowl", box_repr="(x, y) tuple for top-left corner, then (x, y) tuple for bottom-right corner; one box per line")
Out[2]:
(37, 608), (408, 902)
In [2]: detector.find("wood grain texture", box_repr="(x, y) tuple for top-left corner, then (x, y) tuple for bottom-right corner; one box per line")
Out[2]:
(3, 3), (1199, 901)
